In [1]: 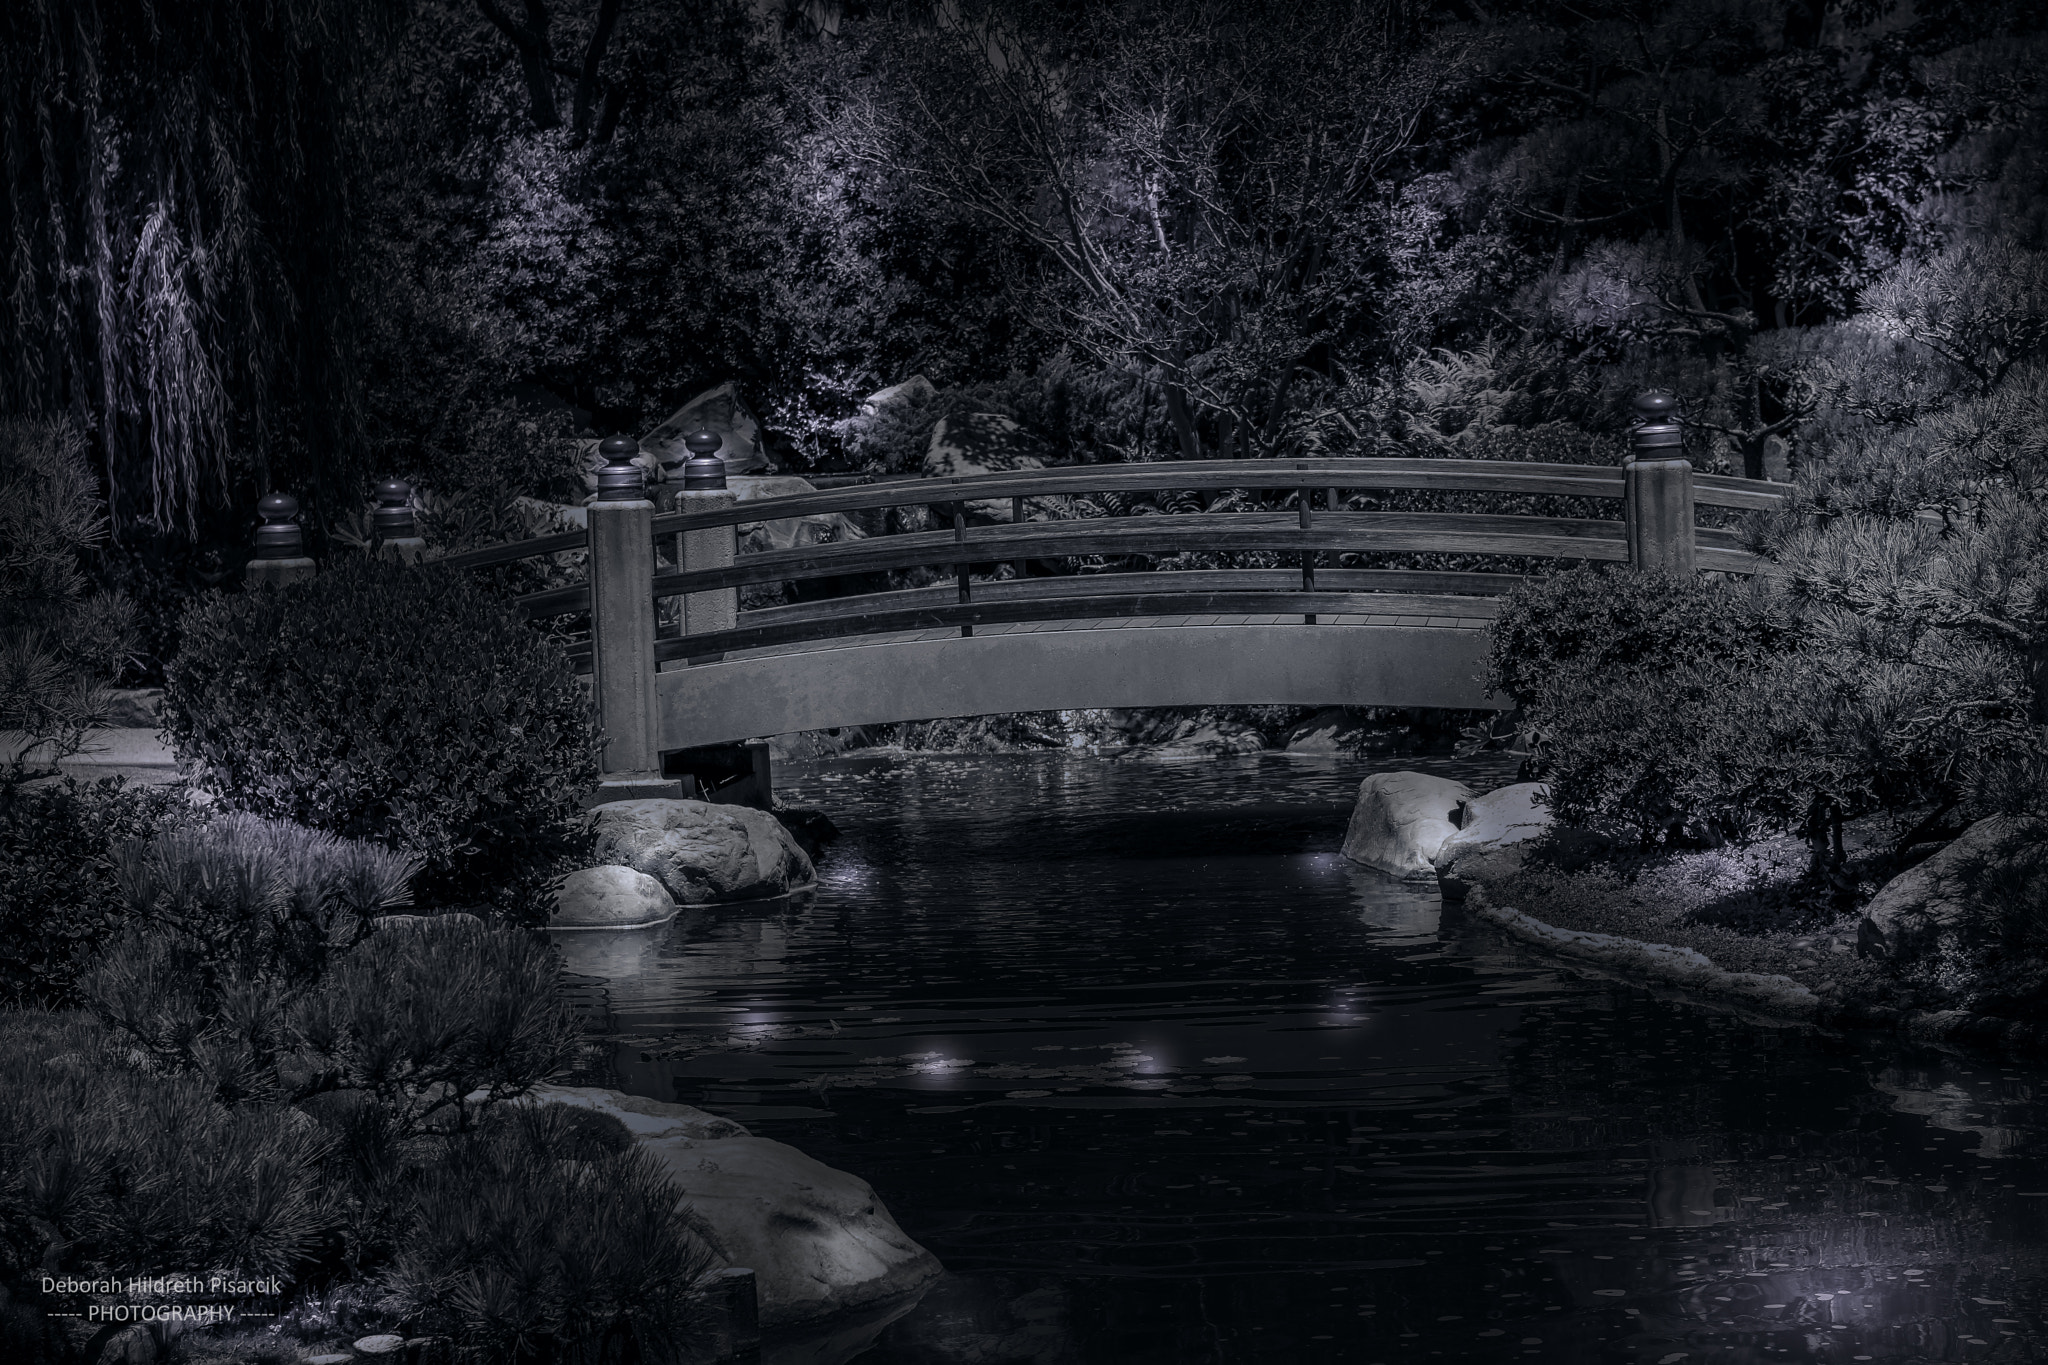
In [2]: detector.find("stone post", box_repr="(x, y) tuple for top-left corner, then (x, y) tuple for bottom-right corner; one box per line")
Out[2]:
(1624, 391), (1696, 575)
(588, 437), (669, 799)
(372, 479), (426, 563)
(678, 430), (738, 652)
(245, 493), (316, 588)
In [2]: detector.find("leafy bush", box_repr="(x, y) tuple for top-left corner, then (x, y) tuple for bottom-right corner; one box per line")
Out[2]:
(0, 417), (138, 771)
(1485, 566), (1797, 708)
(378, 1102), (714, 1365)
(0, 776), (194, 1008)
(163, 556), (601, 918)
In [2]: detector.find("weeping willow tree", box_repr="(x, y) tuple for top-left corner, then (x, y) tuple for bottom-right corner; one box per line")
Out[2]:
(0, 0), (395, 540)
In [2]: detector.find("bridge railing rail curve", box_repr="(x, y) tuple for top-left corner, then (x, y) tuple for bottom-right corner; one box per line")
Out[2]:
(439, 392), (1789, 784)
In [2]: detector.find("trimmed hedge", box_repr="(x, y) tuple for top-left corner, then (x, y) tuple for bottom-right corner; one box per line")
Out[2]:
(163, 556), (600, 919)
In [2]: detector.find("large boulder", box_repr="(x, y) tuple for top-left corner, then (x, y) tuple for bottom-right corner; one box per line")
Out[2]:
(1281, 706), (1373, 755)
(550, 865), (679, 931)
(729, 475), (865, 556)
(1858, 815), (2048, 964)
(1341, 771), (1472, 880)
(590, 799), (816, 904)
(923, 412), (1050, 523)
(101, 688), (163, 728)
(1433, 782), (1553, 901)
(860, 375), (936, 414)
(528, 1086), (941, 1332)
(641, 381), (769, 476)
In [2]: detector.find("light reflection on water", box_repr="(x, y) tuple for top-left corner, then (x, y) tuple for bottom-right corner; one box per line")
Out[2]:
(556, 752), (2048, 1364)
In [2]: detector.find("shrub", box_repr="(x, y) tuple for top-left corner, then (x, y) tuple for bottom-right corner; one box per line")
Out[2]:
(0, 776), (194, 1008)
(0, 1011), (333, 1290)
(163, 556), (601, 918)
(378, 1102), (714, 1365)
(85, 905), (581, 1130)
(0, 417), (137, 771)
(1485, 565), (1797, 708)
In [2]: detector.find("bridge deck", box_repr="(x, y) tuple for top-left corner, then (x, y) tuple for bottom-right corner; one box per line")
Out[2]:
(654, 614), (1498, 751)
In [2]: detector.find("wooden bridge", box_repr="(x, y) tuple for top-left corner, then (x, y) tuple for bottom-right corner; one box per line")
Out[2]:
(440, 398), (1787, 800)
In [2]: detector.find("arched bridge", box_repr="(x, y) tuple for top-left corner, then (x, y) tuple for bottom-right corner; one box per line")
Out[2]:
(447, 418), (1786, 796)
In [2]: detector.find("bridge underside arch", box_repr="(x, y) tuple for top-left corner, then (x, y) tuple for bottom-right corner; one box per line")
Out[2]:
(655, 622), (1502, 751)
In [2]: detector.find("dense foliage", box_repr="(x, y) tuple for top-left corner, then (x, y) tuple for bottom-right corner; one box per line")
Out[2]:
(0, 418), (137, 769)
(0, 777), (192, 1008)
(162, 557), (600, 919)
(1, 805), (708, 1365)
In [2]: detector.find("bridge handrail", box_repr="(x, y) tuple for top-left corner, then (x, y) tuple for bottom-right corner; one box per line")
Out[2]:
(513, 509), (1676, 619)
(440, 457), (1790, 571)
(573, 569), (1524, 667)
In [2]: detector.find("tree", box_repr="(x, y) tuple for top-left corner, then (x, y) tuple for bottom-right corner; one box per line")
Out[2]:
(817, 0), (1471, 460)
(0, 418), (136, 775)
(0, 0), (399, 539)
(472, 0), (629, 144)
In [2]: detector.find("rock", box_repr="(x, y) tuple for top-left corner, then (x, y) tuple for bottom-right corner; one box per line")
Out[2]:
(641, 381), (768, 476)
(1474, 896), (1820, 1022)
(923, 412), (1050, 522)
(550, 866), (680, 931)
(306, 1356), (353, 1364)
(729, 475), (865, 556)
(1433, 782), (1553, 901)
(860, 375), (936, 414)
(100, 688), (163, 728)
(510, 495), (588, 531)
(95, 1326), (154, 1365)
(1340, 771), (1472, 879)
(1858, 815), (2048, 964)
(1123, 717), (1266, 760)
(590, 798), (816, 904)
(575, 438), (662, 494)
(1281, 706), (1366, 754)
(528, 1085), (941, 1331)
(352, 1335), (406, 1355)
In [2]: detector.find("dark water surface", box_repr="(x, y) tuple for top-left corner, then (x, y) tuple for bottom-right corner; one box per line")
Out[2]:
(557, 752), (2048, 1364)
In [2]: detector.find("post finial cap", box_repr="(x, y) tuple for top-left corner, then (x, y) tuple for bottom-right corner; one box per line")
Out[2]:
(596, 436), (646, 501)
(1633, 391), (1680, 424)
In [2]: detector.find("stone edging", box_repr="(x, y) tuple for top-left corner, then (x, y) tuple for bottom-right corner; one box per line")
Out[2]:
(1466, 888), (1821, 1022)
(1463, 886), (2048, 1058)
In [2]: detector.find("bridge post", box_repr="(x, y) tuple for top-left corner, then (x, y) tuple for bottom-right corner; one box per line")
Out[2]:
(1625, 392), (1696, 575)
(371, 479), (426, 564)
(588, 437), (669, 798)
(954, 504), (973, 637)
(244, 493), (317, 588)
(678, 431), (738, 653)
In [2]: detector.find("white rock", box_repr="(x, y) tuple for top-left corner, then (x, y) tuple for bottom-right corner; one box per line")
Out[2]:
(590, 799), (816, 904)
(550, 865), (679, 931)
(1341, 771), (1472, 879)
(923, 413), (1050, 522)
(1433, 781), (1553, 901)
(1858, 815), (2048, 965)
(352, 1335), (406, 1356)
(641, 381), (768, 475)
(860, 375), (937, 414)
(730, 475), (865, 556)
(1280, 706), (1362, 754)
(529, 1085), (941, 1331)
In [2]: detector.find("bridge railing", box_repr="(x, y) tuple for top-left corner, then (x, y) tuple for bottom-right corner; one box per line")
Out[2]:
(431, 392), (1787, 786)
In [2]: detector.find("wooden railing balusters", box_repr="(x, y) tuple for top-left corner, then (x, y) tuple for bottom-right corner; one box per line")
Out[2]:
(955, 504), (972, 638)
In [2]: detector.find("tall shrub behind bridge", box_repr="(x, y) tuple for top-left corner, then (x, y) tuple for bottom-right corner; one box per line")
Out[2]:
(162, 557), (600, 919)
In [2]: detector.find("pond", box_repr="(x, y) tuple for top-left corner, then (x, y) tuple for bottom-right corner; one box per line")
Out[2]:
(556, 751), (2048, 1365)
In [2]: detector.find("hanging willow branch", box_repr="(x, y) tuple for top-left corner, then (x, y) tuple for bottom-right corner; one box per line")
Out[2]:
(0, 0), (398, 538)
